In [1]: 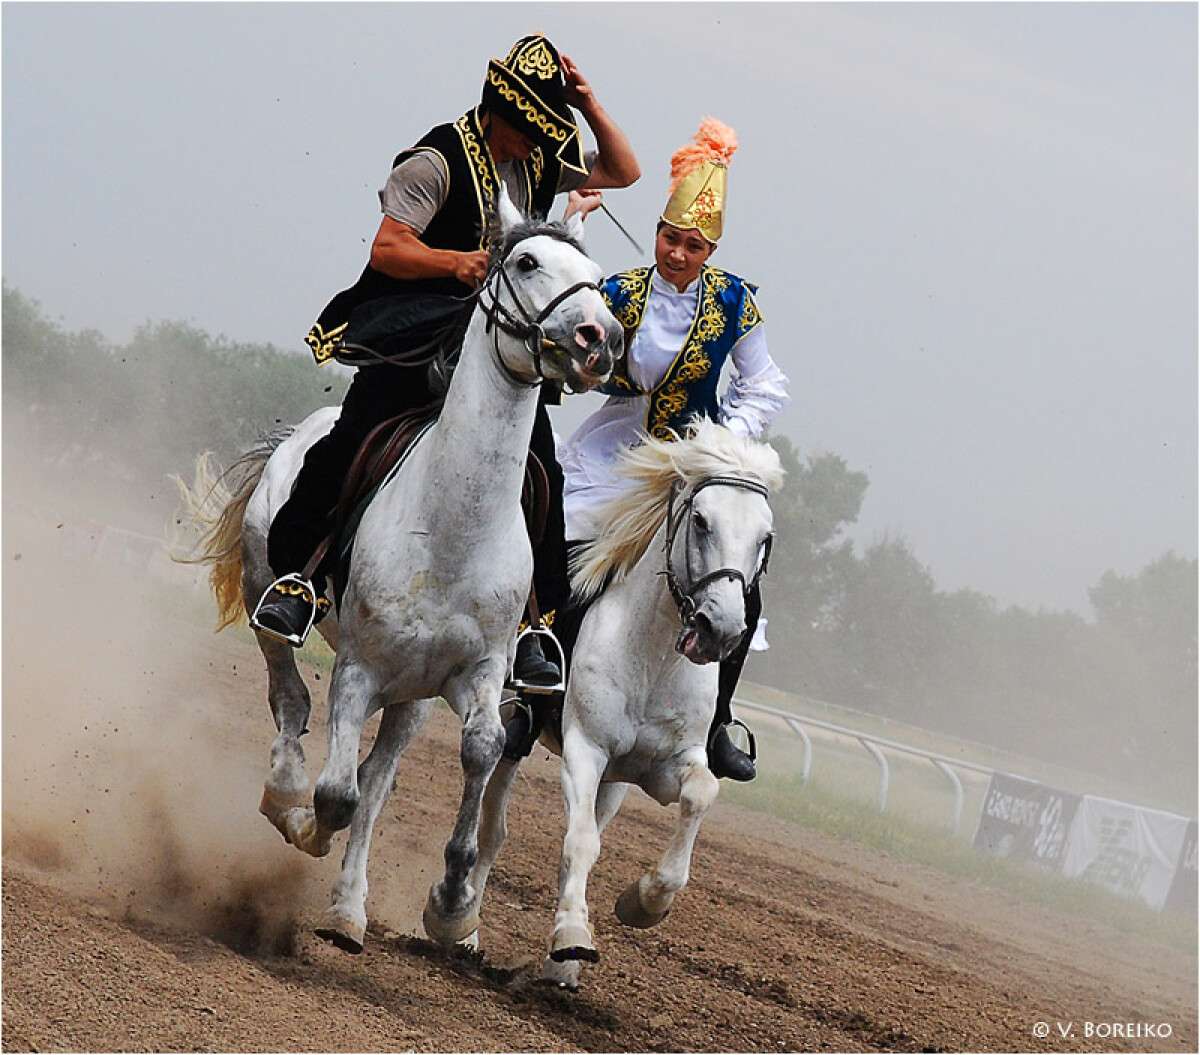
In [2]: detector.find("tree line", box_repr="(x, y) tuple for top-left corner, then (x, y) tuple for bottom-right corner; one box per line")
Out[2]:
(4, 283), (1194, 808)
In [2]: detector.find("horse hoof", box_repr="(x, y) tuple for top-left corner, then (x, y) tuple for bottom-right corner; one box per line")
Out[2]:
(283, 808), (332, 858)
(422, 890), (480, 948)
(314, 907), (365, 954)
(259, 785), (306, 826)
(614, 880), (670, 929)
(549, 923), (599, 963)
(541, 956), (582, 989)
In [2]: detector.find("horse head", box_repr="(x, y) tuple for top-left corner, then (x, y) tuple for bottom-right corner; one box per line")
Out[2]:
(570, 418), (783, 666)
(663, 425), (780, 665)
(480, 186), (623, 392)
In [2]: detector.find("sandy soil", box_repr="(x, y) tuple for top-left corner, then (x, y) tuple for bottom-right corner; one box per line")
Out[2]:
(2, 507), (1196, 1053)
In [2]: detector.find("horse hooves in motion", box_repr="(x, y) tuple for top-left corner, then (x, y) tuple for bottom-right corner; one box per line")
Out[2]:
(613, 879), (670, 929)
(314, 905), (367, 955)
(179, 188), (619, 957)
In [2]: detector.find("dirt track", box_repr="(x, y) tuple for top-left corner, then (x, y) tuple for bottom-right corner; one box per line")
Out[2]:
(3, 525), (1197, 1053)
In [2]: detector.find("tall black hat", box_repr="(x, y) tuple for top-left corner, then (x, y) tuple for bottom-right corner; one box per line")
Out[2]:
(482, 34), (587, 175)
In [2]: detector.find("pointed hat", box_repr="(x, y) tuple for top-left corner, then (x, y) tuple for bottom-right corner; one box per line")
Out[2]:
(660, 118), (738, 244)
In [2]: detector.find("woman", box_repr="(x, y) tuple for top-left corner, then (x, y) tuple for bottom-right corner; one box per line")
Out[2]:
(508, 119), (790, 780)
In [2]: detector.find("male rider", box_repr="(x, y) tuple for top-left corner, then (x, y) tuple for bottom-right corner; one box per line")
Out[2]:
(253, 35), (639, 694)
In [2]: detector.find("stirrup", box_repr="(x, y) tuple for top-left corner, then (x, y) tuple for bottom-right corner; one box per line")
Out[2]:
(724, 717), (757, 762)
(250, 573), (320, 648)
(508, 624), (566, 695)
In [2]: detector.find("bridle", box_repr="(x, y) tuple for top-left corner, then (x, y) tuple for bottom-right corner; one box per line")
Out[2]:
(662, 474), (774, 629)
(477, 245), (602, 390)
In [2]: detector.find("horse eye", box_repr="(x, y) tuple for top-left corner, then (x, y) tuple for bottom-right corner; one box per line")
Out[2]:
(516, 253), (538, 273)
(692, 511), (709, 532)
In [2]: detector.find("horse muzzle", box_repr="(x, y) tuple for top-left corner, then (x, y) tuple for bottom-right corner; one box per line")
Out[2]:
(555, 323), (620, 391)
(675, 604), (745, 665)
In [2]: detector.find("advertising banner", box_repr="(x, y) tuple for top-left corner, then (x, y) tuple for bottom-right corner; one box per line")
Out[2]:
(1061, 795), (1192, 910)
(973, 772), (1079, 871)
(1163, 818), (1197, 916)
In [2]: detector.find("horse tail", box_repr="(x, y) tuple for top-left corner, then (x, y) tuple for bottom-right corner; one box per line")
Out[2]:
(172, 428), (293, 630)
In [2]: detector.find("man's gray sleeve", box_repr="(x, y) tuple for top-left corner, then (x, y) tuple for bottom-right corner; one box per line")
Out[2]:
(378, 150), (450, 234)
(556, 148), (599, 193)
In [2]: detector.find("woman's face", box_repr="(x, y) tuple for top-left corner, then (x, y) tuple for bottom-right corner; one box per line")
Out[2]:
(654, 224), (714, 290)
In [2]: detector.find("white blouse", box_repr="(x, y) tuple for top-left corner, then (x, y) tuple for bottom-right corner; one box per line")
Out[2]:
(560, 269), (790, 542)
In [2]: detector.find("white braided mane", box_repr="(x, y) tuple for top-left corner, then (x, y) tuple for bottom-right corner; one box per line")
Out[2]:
(569, 418), (784, 601)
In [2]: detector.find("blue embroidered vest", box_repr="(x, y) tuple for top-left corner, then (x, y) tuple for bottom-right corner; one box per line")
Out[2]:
(600, 266), (763, 441)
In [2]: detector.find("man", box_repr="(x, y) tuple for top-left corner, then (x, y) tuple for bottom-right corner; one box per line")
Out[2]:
(253, 34), (639, 694)
(510, 119), (789, 779)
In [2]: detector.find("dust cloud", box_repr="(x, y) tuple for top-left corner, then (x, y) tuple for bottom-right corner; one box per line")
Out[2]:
(2, 434), (321, 957)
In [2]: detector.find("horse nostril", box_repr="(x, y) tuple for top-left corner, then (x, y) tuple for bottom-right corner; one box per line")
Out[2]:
(693, 610), (714, 639)
(575, 322), (605, 349)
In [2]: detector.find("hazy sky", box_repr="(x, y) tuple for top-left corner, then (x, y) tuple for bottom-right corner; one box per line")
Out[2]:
(3, 2), (1196, 613)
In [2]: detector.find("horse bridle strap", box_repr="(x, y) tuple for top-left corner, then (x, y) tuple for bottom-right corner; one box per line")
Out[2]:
(478, 256), (600, 388)
(663, 474), (773, 626)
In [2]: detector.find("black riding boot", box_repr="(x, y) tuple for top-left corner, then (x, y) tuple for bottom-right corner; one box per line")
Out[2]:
(706, 583), (763, 781)
(252, 576), (332, 647)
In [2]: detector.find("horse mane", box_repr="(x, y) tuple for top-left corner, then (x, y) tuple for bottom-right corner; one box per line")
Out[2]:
(569, 417), (785, 602)
(487, 215), (585, 269)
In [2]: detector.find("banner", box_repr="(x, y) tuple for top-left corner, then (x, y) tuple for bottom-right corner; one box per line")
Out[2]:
(1163, 819), (1197, 916)
(973, 773), (1079, 871)
(1061, 795), (1192, 910)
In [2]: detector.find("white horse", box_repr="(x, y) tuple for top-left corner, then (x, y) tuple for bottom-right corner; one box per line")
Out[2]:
(182, 190), (620, 953)
(468, 419), (783, 986)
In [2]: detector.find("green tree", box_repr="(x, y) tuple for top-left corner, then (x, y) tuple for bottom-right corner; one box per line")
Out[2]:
(751, 438), (868, 694)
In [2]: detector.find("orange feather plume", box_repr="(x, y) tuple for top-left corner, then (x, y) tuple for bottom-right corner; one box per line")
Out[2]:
(667, 118), (739, 193)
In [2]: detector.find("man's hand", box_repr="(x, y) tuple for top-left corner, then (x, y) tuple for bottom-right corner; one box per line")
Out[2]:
(454, 250), (490, 288)
(560, 52), (641, 190)
(561, 53), (596, 112)
(564, 189), (604, 221)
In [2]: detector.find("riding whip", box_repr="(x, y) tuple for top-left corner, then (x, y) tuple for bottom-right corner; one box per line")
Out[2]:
(600, 202), (645, 255)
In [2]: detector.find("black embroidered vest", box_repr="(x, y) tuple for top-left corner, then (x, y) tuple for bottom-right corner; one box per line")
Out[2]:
(307, 108), (561, 365)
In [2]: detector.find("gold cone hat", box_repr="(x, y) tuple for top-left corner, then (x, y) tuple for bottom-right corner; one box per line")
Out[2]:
(660, 118), (738, 244)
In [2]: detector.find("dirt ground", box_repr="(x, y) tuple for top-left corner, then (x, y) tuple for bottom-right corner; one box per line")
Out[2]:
(2, 512), (1197, 1053)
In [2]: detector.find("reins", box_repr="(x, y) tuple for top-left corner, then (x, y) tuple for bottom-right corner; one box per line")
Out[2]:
(661, 474), (774, 628)
(477, 252), (601, 389)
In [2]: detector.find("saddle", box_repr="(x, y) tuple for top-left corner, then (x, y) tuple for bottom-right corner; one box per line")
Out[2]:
(302, 406), (553, 608)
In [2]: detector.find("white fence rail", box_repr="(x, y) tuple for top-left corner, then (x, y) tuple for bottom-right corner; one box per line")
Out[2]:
(733, 695), (995, 833)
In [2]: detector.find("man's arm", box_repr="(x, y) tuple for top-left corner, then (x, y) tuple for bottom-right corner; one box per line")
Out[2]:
(561, 54), (640, 190)
(370, 217), (489, 287)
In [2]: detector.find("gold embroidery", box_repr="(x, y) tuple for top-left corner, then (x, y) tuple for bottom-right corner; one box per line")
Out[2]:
(486, 69), (568, 142)
(683, 187), (719, 231)
(455, 111), (497, 247)
(305, 321), (348, 366)
(514, 38), (558, 79)
(739, 288), (762, 335)
(646, 268), (726, 440)
(529, 145), (544, 187)
(611, 267), (651, 330)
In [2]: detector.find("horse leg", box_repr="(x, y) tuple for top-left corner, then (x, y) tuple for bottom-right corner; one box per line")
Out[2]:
(541, 779), (627, 988)
(256, 632), (314, 836)
(594, 781), (629, 833)
(547, 730), (607, 965)
(284, 656), (379, 858)
(315, 697), (435, 953)
(456, 755), (522, 950)
(422, 669), (506, 947)
(615, 760), (718, 928)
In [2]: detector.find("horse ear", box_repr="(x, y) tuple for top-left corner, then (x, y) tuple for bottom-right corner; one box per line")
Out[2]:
(496, 182), (524, 234)
(564, 210), (586, 247)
